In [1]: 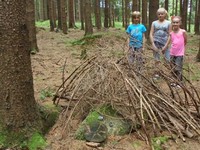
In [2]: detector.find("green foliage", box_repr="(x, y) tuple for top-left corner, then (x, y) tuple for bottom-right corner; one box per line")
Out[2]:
(152, 136), (169, 150)
(98, 104), (118, 117)
(71, 34), (103, 46)
(36, 20), (50, 28)
(27, 132), (47, 150)
(0, 130), (47, 149)
(39, 87), (54, 100)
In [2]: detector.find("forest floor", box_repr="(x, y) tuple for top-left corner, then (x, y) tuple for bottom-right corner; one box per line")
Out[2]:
(32, 27), (200, 150)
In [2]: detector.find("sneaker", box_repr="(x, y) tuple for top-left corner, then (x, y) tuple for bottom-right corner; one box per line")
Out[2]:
(170, 83), (181, 89)
(170, 83), (176, 87)
(153, 74), (160, 80)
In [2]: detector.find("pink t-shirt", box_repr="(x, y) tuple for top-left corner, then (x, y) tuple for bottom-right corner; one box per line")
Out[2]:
(170, 29), (186, 56)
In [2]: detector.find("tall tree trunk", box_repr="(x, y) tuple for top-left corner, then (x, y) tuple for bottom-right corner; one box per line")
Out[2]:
(124, 0), (130, 29)
(68, 0), (75, 28)
(57, 0), (62, 29)
(194, 0), (200, 34)
(165, 0), (169, 11)
(132, 0), (139, 23)
(181, 0), (188, 30)
(188, 0), (193, 32)
(175, 0), (178, 15)
(196, 39), (200, 61)
(40, 0), (44, 20)
(80, 0), (85, 30)
(149, 0), (159, 32)
(49, 0), (57, 31)
(84, 0), (93, 35)
(142, 0), (148, 37)
(61, 0), (68, 34)
(26, 0), (39, 53)
(132, 0), (139, 11)
(94, 0), (102, 30)
(104, 0), (109, 28)
(0, 0), (42, 143)
(122, 0), (125, 27)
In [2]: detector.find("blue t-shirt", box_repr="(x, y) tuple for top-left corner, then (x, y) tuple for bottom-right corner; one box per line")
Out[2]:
(126, 24), (146, 48)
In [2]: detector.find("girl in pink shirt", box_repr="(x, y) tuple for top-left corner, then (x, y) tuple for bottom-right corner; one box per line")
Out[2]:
(164, 16), (187, 84)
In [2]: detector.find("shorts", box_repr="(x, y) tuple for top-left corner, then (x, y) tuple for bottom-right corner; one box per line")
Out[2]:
(153, 41), (170, 61)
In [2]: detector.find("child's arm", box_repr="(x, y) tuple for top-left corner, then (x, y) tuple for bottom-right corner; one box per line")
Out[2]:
(183, 31), (187, 46)
(142, 33), (146, 52)
(149, 23), (158, 51)
(162, 34), (171, 52)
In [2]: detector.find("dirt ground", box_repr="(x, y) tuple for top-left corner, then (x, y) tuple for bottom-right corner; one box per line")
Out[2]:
(32, 28), (200, 150)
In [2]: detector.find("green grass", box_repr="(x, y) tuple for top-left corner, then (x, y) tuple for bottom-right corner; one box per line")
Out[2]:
(36, 20), (50, 28)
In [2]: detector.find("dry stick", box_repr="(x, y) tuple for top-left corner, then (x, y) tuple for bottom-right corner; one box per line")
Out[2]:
(62, 58), (67, 85)
(60, 66), (98, 131)
(52, 56), (96, 104)
(61, 84), (96, 137)
(55, 59), (95, 105)
(149, 93), (200, 135)
(149, 100), (174, 137)
(114, 64), (152, 149)
(164, 110), (186, 142)
(127, 77), (161, 132)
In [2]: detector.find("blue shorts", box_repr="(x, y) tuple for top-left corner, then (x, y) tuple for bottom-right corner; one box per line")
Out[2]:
(153, 41), (170, 61)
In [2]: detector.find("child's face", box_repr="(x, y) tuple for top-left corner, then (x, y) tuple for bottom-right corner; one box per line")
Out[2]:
(172, 18), (180, 30)
(133, 15), (140, 24)
(157, 11), (166, 21)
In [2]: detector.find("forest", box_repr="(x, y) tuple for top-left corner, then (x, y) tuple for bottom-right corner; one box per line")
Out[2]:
(0, 0), (200, 150)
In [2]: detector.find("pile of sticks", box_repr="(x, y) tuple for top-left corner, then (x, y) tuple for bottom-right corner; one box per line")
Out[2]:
(53, 56), (200, 143)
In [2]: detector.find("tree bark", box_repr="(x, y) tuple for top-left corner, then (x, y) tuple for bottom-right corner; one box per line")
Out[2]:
(84, 0), (93, 35)
(26, 0), (39, 53)
(0, 0), (42, 133)
(94, 0), (102, 30)
(68, 0), (75, 28)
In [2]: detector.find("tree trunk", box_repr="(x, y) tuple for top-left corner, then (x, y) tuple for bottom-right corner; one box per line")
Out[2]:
(68, 0), (75, 28)
(175, 0), (178, 15)
(57, 0), (62, 29)
(196, 39), (200, 61)
(49, 0), (56, 31)
(194, 0), (200, 34)
(124, 0), (130, 29)
(181, 0), (188, 30)
(104, 0), (109, 28)
(26, 0), (39, 53)
(165, 0), (169, 11)
(132, 0), (139, 11)
(132, 0), (139, 23)
(94, 0), (102, 30)
(80, 0), (85, 30)
(84, 0), (93, 35)
(188, 0), (193, 32)
(61, 0), (68, 34)
(149, 0), (159, 32)
(0, 0), (42, 143)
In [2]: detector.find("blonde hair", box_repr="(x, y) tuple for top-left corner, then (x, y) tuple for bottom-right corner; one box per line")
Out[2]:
(157, 8), (167, 14)
(132, 11), (141, 17)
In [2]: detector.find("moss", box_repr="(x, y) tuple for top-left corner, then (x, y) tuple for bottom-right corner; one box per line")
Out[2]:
(39, 104), (60, 134)
(27, 132), (47, 150)
(152, 136), (169, 150)
(71, 34), (103, 46)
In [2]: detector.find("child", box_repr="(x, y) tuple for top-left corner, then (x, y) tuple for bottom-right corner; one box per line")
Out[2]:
(163, 16), (187, 86)
(149, 8), (171, 78)
(126, 11), (146, 69)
